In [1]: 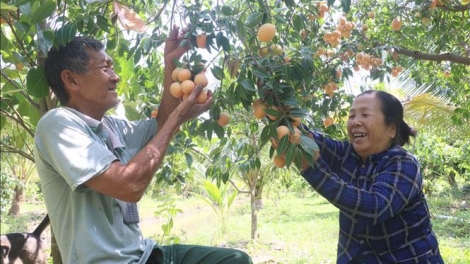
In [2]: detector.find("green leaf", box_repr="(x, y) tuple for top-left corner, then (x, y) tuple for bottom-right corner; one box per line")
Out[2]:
(26, 66), (49, 98)
(252, 69), (271, 79)
(30, 1), (56, 25)
(54, 23), (77, 47)
(96, 15), (110, 33)
(221, 6), (234, 16)
(245, 12), (264, 27)
(0, 30), (12, 51)
(184, 153), (193, 168)
(203, 180), (222, 204)
(0, 3), (17, 11)
(214, 125), (225, 140)
(240, 79), (256, 92)
(236, 20), (246, 42)
(0, 116), (6, 131)
(292, 14), (303, 31)
(284, 0), (296, 7)
(36, 27), (54, 55)
(211, 66), (225, 80)
(300, 135), (319, 153)
(227, 189), (238, 208)
(277, 136), (290, 156)
(273, 15), (287, 24)
(216, 32), (230, 52)
(341, 0), (351, 13)
(285, 144), (296, 167)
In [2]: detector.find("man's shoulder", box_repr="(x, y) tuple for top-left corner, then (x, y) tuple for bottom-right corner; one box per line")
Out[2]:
(36, 107), (88, 133)
(39, 107), (77, 122)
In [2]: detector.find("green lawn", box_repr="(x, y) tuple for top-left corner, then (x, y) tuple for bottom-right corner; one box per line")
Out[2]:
(2, 189), (469, 264)
(138, 190), (470, 264)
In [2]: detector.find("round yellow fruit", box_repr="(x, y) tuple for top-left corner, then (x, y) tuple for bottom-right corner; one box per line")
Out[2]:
(323, 117), (334, 128)
(258, 46), (269, 57)
(196, 89), (208, 104)
(194, 73), (209, 88)
(273, 155), (286, 168)
(171, 67), (182, 82)
(289, 127), (301, 144)
(391, 18), (402, 31)
(257, 23), (276, 42)
(253, 105), (266, 119)
(271, 44), (284, 55)
(291, 116), (301, 127)
(170, 82), (183, 98)
(276, 125), (290, 140)
(181, 80), (195, 94)
(177, 68), (192, 82)
(217, 112), (230, 127)
(196, 34), (207, 49)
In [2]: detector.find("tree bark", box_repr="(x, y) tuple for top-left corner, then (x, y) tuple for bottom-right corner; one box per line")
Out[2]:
(393, 47), (470, 65)
(8, 186), (23, 216)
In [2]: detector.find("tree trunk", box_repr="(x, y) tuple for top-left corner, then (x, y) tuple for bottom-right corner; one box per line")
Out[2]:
(8, 186), (23, 216)
(250, 180), (265, 240)
(448, 170), (457, 188)
(250, 189), (258, 240)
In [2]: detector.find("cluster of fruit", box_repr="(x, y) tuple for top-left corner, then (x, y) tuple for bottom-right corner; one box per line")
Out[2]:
(323, 16), (355, 47)
(323, 81), (338, 97)
(390, 65), (404, 77)
(169, 67), (209, 103)
(353, 52), (384, 72)
(271, 125), (302, 168)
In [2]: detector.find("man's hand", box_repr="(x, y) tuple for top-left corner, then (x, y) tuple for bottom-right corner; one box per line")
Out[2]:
(170, 83), (213, 126)
(164, 25), (190, 66)
(159, 25), (191, 127)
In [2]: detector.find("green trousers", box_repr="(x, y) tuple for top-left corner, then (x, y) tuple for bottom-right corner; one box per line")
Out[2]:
(146, 244), (253, 264)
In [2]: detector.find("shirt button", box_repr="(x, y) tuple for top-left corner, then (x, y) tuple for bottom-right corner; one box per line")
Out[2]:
(359, 240), (364, 244)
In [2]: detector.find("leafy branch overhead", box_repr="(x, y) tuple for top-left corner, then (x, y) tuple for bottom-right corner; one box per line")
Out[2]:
(0, 0), (469, 169)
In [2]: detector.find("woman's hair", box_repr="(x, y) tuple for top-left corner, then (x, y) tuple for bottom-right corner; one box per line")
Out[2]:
(44, 37), (104, 105)
(358, 90), (416, 146)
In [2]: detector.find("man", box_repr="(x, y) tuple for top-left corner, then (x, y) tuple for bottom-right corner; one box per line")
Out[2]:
(34, 26), (252, 264)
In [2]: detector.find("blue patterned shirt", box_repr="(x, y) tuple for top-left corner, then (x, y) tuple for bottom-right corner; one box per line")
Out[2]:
(302, 132), (443, 264)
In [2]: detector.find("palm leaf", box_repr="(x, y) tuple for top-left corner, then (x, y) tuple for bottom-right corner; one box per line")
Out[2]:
(403, 93), (470, 137)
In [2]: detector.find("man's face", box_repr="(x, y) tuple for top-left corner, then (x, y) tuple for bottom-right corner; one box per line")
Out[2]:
(346, 93), (396, 161)
(71, 49), (120, 118)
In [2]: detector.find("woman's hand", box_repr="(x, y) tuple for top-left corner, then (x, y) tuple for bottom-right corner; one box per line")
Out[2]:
(300, 131), (320, 171)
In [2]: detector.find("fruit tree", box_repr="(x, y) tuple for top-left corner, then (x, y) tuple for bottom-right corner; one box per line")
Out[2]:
(1, 0), (469, 254)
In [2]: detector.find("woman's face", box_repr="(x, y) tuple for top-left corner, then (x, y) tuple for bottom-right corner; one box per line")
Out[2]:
(347, 93), (396, 161)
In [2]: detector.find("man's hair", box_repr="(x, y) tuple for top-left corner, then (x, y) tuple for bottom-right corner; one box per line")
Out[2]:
(358, 90), (416, 146)
(44, 37), (104, 105)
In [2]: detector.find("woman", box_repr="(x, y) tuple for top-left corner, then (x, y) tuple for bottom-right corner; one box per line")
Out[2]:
(301, 90), (443, 263)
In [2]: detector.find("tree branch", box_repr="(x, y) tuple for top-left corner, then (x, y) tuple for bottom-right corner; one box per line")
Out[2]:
(438, 3), (470, 12)
(228, 179), (250, 194)
(0, 99), (36, 138)
(0, 144), (35, 162)
(393, 46), (470, 65)
(147, 2), (167, 25)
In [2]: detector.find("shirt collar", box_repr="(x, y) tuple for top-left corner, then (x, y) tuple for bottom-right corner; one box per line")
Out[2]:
(354, 144), (400, 165)
(62, 107), (124, 149)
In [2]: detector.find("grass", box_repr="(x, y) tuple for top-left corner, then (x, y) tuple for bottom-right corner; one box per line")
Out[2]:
(2, 188), (469, 264)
